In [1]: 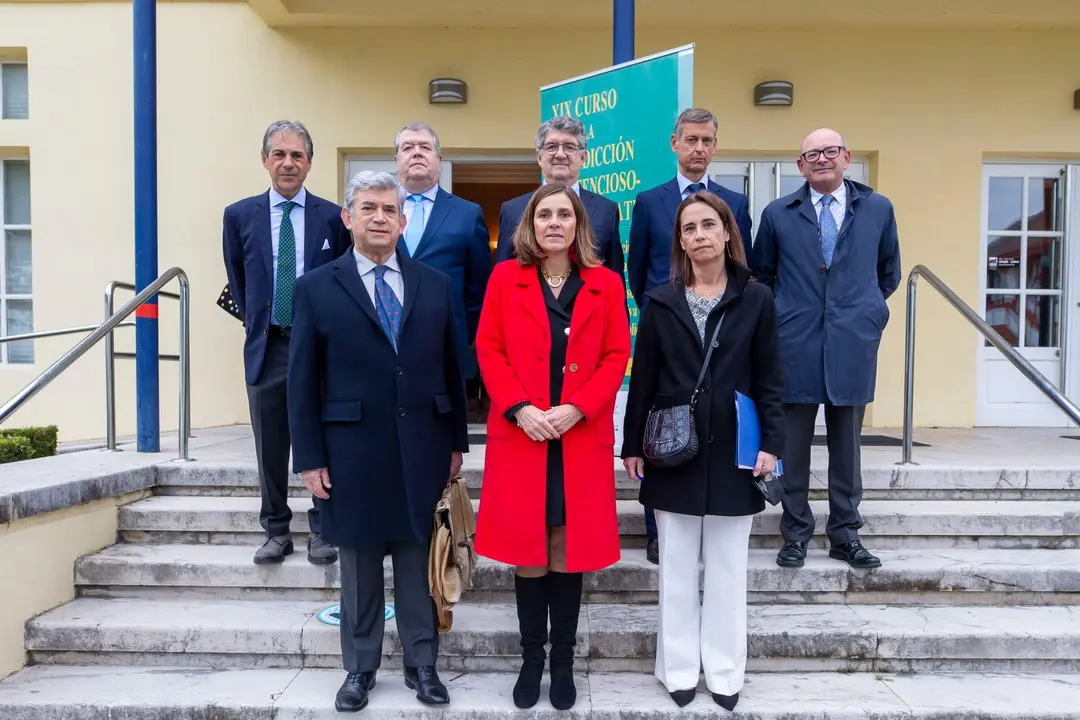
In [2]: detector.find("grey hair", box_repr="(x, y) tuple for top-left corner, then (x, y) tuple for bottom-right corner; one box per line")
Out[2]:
(394, 122), (441, 155)
(673, 108), (718, 138)
(344, 171), (406, 213)
(535, 116), (588, 152)
(262, 120), (314, 159)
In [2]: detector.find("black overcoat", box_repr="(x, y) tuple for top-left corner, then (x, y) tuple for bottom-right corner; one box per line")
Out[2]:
(621, 260), (786, 517)
(287, 249), (469, 547)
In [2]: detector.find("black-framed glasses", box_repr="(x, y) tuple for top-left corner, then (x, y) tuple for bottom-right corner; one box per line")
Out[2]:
(800, 145), (845, 163)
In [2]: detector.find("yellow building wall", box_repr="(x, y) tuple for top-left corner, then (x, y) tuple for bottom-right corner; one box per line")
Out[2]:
(2, 2), (1080, 438)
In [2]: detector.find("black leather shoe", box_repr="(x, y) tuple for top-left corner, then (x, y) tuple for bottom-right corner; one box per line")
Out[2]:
(776, 540), (806, 568)
(829, 540), (881, 569)
(713, 691), (739, 711)
(253, 535), (293, 565)
(334, 671), (376, 712)
(307, 532), (338, 565)
(646, 537), (659, 565)
(670, 689), (696, 707)
(404, 665), (449, 705)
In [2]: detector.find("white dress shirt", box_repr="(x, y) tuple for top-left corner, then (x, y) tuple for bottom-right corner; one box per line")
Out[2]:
(542, 178), (581, 196)
(810, 182), (846, 228)
(353, 247), (404, 307)
(269, 186), (306, 317)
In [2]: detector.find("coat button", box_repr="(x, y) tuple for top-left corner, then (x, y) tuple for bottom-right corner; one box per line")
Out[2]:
(702, 384), (710, 393)
(569, 363), (578, 372)
(266, 300), (271, 307)
(398, 407), (406, 417)
(709, 434), (714, 444)
(819, 265), (827, 272)
(395, 367), (403, 376)
(564, 327), (570, 336)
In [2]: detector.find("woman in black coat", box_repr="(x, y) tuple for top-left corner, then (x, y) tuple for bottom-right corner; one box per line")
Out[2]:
(621, 191), (786, 711)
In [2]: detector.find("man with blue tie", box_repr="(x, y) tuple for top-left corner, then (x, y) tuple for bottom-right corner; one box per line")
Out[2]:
(393, 122), (491, 384)
(626, 107), (753, 564)
(222, 120), (352, 565)
(493, 116), (625, 278)
(751, 128), (901, 572)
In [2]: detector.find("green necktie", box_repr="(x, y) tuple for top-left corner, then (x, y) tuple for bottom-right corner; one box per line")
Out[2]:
(274, 200), (296, 327)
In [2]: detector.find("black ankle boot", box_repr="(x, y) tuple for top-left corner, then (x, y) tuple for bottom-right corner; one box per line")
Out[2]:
(512, 574), (549, 709)
(547, 571), (583, 710)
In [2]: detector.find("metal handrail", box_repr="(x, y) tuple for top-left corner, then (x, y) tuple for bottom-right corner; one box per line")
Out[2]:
(105, 280), (186, 450)
(0, 267), (191, 460)
(901, 264), (1080, 464)
(0, 322), (134, 344)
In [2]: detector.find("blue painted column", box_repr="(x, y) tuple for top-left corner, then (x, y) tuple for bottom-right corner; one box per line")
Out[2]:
(134, 0), (159, 452)
(613, 0), (634, 64)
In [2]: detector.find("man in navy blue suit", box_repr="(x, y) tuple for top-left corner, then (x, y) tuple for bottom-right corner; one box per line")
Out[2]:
(393, 122), (490, 383)
(222, 120), (351, 566)
(626, 107), (753, 565)
(493, 116), (625, 278)
(287, 171), (468, 712)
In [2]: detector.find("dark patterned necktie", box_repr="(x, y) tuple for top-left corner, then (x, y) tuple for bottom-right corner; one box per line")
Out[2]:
(274, 200), (296, 326)
(373, 264), (402, 351)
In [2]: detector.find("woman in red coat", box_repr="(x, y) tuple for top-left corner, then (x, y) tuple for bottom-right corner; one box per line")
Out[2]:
(475, 182), (630, 711)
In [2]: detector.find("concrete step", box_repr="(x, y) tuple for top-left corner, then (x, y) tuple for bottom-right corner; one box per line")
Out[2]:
(154, 460), (1080, 501)
(24, 597), (1080, 672)
(118, 495), (1080, 549)
(75, 543), (1080, 605)
(3, 665), (1079, 719)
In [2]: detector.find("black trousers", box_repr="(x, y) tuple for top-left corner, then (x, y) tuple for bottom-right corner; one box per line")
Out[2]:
(339, 541), (438, 673)
(778, 403), (865, 546)
(246, 332), (320, 538)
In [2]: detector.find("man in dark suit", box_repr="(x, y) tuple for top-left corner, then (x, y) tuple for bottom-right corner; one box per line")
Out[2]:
(626, 107), (753, 564)
(752, 128), (901, 572)
(222, 120), (351, 566)
(288, 170), (469, 713)
(393, 122), (490, 381)
(493, 116), (625, 278)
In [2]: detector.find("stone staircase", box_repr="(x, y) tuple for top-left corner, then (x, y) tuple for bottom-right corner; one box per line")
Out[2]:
(3, 449), (1080, 716)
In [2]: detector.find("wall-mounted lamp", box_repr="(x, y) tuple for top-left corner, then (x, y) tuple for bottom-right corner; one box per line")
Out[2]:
(754, 81), (793, 107)
(429, 78), (467, 104)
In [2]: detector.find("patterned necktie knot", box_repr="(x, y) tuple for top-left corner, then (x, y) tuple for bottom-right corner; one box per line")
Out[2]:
(280, 200), (295, 213)
(687, 182), (706, 194)
(821, 194), (833, 207)
(374, 264), (389, 280)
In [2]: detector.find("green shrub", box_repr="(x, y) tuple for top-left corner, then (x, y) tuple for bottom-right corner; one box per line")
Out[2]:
(0, 425), (58, 461)
(0, 435), (33, 464)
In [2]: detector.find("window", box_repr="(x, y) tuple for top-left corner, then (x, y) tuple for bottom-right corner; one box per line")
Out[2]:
(0, 159), (33, 364)
(1, 63), (29, 119)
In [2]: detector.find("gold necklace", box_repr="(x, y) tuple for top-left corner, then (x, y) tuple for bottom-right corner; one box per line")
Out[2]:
(542, 267), (571, 288)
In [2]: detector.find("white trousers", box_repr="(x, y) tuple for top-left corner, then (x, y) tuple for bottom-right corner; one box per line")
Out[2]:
(654, 509), (754, 695)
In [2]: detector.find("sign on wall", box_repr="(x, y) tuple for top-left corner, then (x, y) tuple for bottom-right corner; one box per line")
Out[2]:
(539, 44), (694, 439)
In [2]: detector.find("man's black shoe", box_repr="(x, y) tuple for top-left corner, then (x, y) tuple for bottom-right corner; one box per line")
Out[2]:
(776, 541), (806, 568)
(334, 671), (376, 712)
(646, 537), (659, 565)
(404, 665), (449, 705)
(830, 540), (881, 569)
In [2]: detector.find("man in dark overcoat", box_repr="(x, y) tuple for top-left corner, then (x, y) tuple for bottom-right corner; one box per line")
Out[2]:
(751, 128), (901, 571)
(287, 170), (469, 712)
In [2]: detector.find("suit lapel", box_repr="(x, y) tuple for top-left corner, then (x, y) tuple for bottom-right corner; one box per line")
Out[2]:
(255, 192), (273, 282)
(303, 193), (321, 271)
(569, 268), (604, 334)
(515, 264), (549, 334)
(411, 189), (452, 259)
(399, 250), (421, 330)
(332, 254), (381, 331)
(661, 178), (682, 228)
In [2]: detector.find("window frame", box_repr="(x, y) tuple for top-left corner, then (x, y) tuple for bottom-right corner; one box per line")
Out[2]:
(0, 157), (34, 365)
(1, 62), (29, 120)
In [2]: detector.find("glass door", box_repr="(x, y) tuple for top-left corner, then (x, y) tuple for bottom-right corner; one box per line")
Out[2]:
(977, 164), (1069, 426)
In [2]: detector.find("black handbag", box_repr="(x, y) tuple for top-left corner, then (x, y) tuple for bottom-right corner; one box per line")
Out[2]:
(642, 310), (726, 468)
(753, 473), (784, 506)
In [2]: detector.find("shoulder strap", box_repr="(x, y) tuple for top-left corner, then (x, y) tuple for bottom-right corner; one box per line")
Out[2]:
(691, 310), (726, 404)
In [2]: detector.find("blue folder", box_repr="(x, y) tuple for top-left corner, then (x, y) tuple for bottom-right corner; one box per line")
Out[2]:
(734, 390), (783, 476)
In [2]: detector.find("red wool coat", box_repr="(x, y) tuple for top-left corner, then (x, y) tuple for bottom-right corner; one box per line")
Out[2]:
(473, 260), (631, 572)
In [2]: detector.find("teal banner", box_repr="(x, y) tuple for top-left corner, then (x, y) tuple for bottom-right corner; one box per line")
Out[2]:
(540, 44), (694, 394)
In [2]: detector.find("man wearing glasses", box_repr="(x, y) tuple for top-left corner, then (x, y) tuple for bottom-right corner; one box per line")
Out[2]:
(751, 128), (901, 572)
(493, 116), (625, 278)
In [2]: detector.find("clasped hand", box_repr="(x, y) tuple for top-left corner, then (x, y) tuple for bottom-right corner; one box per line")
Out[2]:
(515, 404), (583, 441)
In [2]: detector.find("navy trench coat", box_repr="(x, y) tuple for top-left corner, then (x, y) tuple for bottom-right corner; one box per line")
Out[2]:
(751, 179), (901, 406)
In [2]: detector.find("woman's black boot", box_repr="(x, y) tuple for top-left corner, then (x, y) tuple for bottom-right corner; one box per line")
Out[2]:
(547, 570), (583, 710)
(512, 574), (549, 709)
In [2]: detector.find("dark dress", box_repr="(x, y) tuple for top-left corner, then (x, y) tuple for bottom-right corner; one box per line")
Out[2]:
(504, 266), (584, 527)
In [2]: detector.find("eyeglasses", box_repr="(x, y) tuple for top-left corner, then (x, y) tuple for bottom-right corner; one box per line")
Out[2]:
(800, 145), (845, 163)
(541, 142), (581, 156)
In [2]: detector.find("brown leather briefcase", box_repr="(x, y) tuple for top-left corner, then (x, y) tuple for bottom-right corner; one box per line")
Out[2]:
(427, 474), (476, 632)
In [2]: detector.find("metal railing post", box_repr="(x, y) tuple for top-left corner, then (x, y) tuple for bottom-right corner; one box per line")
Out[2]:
(178, 274), (190, 461)
(105, 281), (118, 451)
(901, 271), (918, 465)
